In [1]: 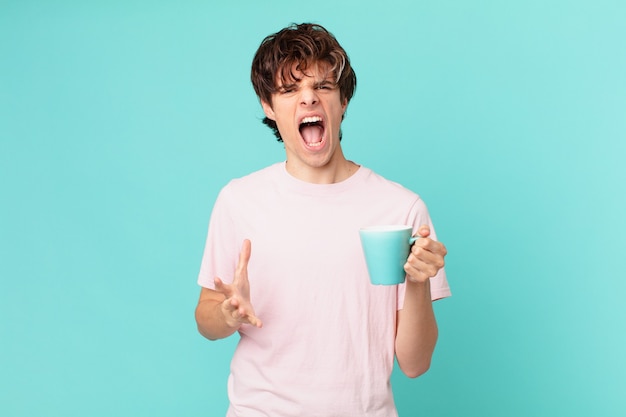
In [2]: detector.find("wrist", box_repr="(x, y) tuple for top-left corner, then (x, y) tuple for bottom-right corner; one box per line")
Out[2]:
(406, 278), (431, 295)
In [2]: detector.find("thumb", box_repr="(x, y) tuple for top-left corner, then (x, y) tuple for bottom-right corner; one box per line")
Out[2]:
(417, 225), (431, 238)
(214, 276), (234, 298)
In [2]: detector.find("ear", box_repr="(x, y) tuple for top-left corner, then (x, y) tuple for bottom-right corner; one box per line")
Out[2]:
(341, 97), (348, 114)
(261, 100), (276, 120)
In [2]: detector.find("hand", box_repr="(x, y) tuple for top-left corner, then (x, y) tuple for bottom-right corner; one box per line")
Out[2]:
(404, 225), (447, 284)
(214, 239), (263, 329)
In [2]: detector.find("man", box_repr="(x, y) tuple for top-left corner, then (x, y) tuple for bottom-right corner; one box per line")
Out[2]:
(195, 23), (451, 416)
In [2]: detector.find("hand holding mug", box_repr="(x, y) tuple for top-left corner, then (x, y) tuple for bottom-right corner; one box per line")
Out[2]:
(360, 224), (447, 285)
(404, 225), (447, 284)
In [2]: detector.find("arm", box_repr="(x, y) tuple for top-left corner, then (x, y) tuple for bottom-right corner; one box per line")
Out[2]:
(195, 239), (262, 341)
(395, 225), (447, 378)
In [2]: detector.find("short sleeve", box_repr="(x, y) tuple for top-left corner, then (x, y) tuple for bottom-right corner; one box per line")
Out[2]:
(397, 197), (451, 309)
(197, 184), (240, 289)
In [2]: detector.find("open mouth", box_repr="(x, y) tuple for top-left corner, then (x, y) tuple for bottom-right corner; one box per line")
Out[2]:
(299, 116), (325, 147)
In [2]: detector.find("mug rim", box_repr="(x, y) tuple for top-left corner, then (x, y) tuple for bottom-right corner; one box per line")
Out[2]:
(359, 225), (412, 232)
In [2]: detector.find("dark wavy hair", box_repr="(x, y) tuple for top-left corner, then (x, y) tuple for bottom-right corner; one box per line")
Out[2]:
(251, 23), (357, 141)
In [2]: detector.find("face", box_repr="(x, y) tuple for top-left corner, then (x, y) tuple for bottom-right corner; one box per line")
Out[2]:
(261, 63), (348, 181)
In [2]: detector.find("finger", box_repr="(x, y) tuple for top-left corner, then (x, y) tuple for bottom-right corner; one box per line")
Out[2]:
(219, 297), (239, 328)
(218, 296), (239, 318)
(214, 277), (234, 298)
(407, 242), (445, 270)
(404, 258), (439, 281)
(404, 262), (430, 283)
(409, 245), (446, 270)
(236, 239), (252, 276)
(214, 276), (224, 290)
(412, 237), (447, 257)
(417, 225), (431, 238)
(244, 313), (263, 328)
(227, 301), (263, 328)
(233, 301), (262, 327)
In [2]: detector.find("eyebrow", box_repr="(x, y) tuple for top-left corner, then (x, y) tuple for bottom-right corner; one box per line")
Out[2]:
(277, 83), (298, 92)
(277, 76), (337, 92)
(315, 79), (335, 87)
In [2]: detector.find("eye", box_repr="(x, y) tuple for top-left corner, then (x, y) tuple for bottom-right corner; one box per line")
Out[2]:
(279, 85), (297, 94)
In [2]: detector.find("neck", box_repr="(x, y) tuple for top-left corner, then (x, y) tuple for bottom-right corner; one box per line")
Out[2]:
(285, 158), (359, 184)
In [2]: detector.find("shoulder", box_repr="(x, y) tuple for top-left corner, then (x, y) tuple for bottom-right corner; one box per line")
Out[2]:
(359, 166), (421, 202)
(221, 163), (282, 192)
(215, 163), (284, 209)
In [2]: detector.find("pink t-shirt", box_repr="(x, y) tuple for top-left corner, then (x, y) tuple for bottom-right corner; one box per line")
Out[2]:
(198, 162), (451, 416)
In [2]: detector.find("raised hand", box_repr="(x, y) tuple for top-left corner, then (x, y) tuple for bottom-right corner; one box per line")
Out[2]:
(214, 239), (263, 329)
(404, 225), (447, 284)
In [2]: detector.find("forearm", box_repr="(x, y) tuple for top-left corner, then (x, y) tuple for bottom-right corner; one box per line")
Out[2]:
(395, 279), (438, 378)
(195, 297), (240, 341)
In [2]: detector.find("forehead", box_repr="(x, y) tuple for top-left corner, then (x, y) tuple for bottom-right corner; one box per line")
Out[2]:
(276, 60), (334, 86)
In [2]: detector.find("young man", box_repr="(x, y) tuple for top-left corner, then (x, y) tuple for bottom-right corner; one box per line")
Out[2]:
(195, 23), (451, 416)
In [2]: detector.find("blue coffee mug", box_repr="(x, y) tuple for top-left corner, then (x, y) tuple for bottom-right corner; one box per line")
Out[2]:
(359, 225), (417, 285)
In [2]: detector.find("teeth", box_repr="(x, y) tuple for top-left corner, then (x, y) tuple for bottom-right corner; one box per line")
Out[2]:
(301, 116), (322, 124)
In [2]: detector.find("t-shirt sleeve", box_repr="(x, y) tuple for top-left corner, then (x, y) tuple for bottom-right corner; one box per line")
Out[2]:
(197, 185), (240, 289)
(397, 197), (452, 309)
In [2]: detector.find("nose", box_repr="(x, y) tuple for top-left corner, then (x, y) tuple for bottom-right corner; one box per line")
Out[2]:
(300, 87), (319, 106)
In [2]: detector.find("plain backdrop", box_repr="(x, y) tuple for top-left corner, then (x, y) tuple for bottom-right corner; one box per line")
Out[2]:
(1, 0), (625, 416)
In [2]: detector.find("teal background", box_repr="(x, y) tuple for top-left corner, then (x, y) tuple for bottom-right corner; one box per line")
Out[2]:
(1, 0), (625, 415)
